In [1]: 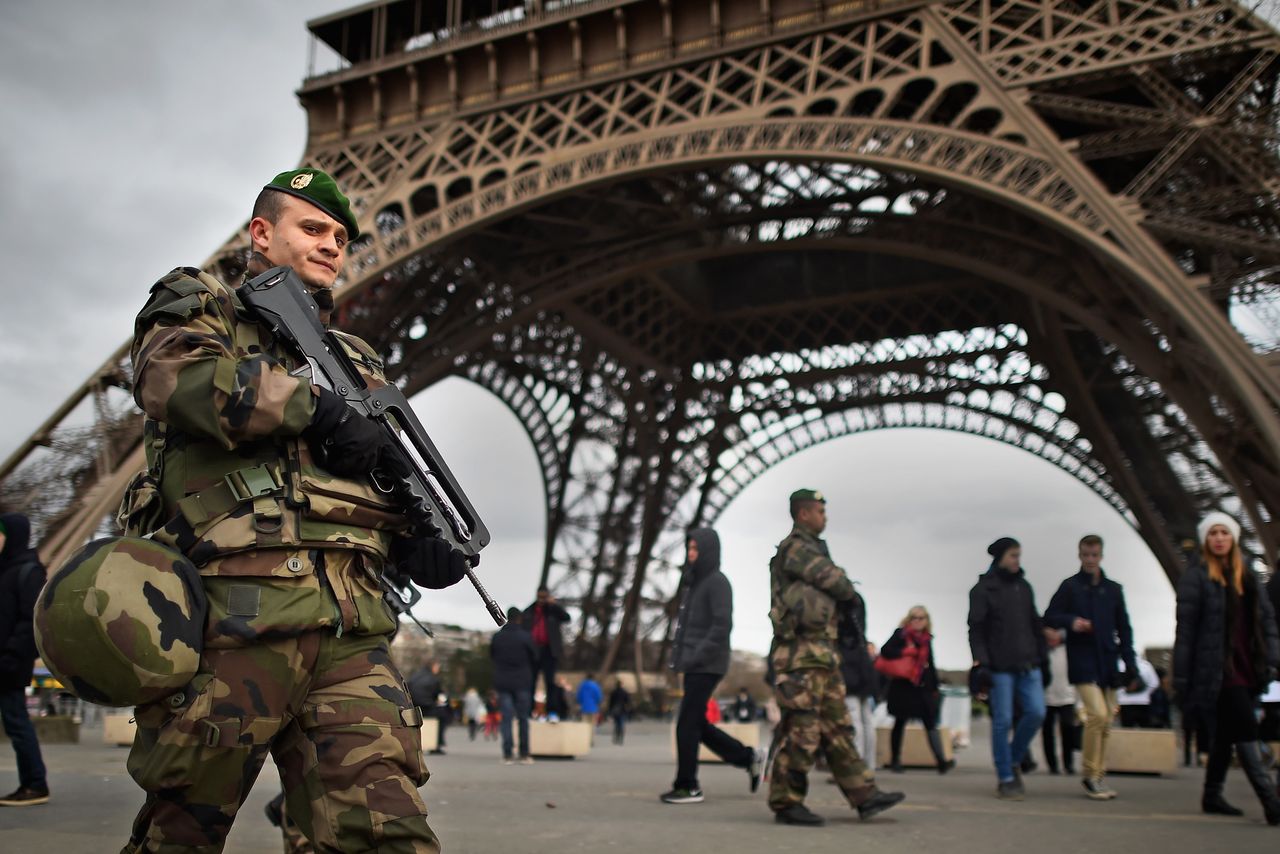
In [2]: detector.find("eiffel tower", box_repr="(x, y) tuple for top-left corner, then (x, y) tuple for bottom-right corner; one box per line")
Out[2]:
(7, 0), (1280, 677)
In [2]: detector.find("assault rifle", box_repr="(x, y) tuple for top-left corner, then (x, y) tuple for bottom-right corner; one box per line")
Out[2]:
(238, 265), (504, 626)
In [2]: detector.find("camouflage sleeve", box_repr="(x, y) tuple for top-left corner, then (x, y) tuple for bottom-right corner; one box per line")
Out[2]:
(131, 268), (315, 449)
(784, 541), (855, 601)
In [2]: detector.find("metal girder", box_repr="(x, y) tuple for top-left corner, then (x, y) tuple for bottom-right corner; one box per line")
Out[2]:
(7, 0), (1280, 676)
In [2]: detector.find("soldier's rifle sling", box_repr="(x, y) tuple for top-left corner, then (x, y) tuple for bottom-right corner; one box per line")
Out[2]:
(238, 265), (504, 627)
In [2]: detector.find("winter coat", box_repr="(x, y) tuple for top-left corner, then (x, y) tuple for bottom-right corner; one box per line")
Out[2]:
(1044, 569), (1138, 687)
(968, 565), (1046, 673)
(522, 600), (571, 659)
(1173, 560), (1279, 714)
(576, 679), (603, 714)
(607, 684), (632, 717)
(671, 528), (733, 675)
(837, 591), (878, 698)
(490, 622), (538, 694)
(407, 667), (442, 712)
(882, 627), (940, 721)
(0, 513), (45, 692)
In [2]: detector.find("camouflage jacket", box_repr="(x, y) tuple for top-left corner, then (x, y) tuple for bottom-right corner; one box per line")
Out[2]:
(769, 526), (855, 672)
(127, 266), (406, 643)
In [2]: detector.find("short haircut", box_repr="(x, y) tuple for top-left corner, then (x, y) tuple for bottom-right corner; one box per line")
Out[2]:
(506, 607), (522, 623)
(790, 498), (818, 520)
(1079, 534), (1104, 549)
(537, 585), (550, 594)
(252, 187), (288, 225)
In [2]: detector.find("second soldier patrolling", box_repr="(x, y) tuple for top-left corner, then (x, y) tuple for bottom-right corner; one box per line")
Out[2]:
(767, 489), (904, 826)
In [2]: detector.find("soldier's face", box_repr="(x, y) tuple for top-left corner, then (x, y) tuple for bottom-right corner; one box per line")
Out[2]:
(798, 502), (827, 534)
(251, 195), (348, 289)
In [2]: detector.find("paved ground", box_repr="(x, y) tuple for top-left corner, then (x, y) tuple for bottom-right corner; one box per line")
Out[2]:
(0, 718), (1274, 853)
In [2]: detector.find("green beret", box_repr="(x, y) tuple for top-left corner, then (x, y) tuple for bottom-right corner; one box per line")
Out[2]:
(264, 168), (359, 240)
(789, 488), (825, 505)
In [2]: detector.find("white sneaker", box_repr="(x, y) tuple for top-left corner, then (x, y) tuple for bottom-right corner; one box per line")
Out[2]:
(519, 756), (535, 765)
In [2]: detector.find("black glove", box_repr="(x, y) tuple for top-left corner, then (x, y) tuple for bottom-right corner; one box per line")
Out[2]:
(391, 534), (470, 589)
(968, 664), (993, 698)
(305, 388), (385, 478)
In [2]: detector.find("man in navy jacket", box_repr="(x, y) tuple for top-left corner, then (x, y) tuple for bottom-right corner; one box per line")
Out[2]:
(1045, 534), (1142, 801)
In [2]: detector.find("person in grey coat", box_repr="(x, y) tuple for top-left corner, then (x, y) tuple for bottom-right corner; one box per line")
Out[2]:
(660, 528), (762, 804)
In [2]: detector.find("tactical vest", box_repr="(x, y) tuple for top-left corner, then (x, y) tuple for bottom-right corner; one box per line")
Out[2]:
(769, 534), (838, 642)
(127, 269), (406, 571)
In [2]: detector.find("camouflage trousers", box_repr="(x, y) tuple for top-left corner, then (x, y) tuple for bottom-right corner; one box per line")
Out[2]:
(767, 666), (875, 812)
(279, 794), (314, 854)
(121, 630), (437, 854)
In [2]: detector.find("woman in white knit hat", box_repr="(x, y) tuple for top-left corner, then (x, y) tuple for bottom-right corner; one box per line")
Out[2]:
(1173, 512), (1280, 824)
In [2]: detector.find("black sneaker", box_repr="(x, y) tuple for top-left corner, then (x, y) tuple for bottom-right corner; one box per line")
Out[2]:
(0, 786), (49, 807)
(659, 788), (704, 804)
(857, 789), (905, 821)
(774, 803), (825, 826)
(263, 793), (284, 827)
(747, 750), (763, 794)
(996, 779), (1024, 800)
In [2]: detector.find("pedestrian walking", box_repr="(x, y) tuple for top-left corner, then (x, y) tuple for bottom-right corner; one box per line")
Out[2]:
(408, 662), (448, 755)
(837, 589), (879, 772)
(607, 680), (632, 744)
(463, 688), (485, 742)
(730, 687), (758, 724)
(1116, 656), (1159, 728)
(661, 528), (762, 804)
(576, 673), (603, 725)
(523, 587), (570, 700)
(1040, 629), (1078, 776)
(1174, 512), (1280, 824)
(968, 536), (1048, 800)
(1044, 534), (1142, 799)
(483, 690), (501, 741)
(491, 608), (537, 765)
(880, 606), (953, 774)
(0, 512), (49, 807)
(766, 490), (903, 826)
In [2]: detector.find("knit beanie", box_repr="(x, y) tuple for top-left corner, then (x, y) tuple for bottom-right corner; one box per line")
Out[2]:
(1196, 512), (1240, 545)
(987, 536), (1020, 563)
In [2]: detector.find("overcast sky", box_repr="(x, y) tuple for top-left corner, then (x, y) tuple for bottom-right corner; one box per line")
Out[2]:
(0, 1), (1191, 670)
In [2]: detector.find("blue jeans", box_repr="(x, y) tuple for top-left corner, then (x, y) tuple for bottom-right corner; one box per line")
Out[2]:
(498, 690), (532, 759)
(0, 688), (46, 790)
(989, 669), (1046, 782)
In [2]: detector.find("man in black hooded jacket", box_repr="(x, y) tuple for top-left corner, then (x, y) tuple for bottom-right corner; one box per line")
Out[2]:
(969, 536), (1046, 801)
(0, 512), (49, 806)
(660, 528), (761, 804)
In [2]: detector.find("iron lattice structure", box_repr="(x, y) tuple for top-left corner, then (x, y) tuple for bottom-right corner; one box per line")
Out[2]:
(9, 0), (1280, 677)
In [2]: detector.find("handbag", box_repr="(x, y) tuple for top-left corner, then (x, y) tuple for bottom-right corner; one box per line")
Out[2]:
(874, 648), (917, 681)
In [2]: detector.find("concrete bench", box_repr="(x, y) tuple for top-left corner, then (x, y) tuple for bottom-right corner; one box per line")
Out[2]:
(419, 718), (440, 753)
(669, 722), (762, 763)
(529, 720), (592, 758)
(103, 713), (137, 746)
(1106, 727), (1177, 775)
(875, 725), (953, 768)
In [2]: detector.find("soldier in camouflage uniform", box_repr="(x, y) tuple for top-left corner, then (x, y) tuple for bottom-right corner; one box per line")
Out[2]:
(767, 489), (904, 827)
(121, 168), (469, 853)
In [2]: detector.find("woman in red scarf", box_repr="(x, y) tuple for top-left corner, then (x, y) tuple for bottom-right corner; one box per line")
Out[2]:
(880, 606), (954, 774)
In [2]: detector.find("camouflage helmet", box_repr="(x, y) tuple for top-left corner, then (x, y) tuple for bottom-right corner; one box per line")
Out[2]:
(34, 537), (206, 707)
